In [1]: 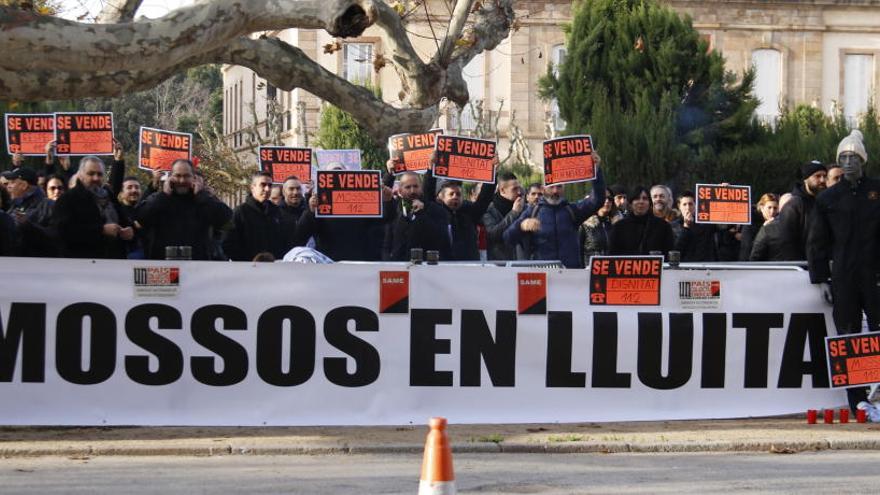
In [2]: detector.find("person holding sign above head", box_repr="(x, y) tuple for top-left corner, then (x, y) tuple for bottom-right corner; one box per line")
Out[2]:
(808, 130), (880, 415)
(608, 186), (674, 259)
(223, 171), (289, 262)
(504, 155), (606, 268)
(136, 159), (232, 260)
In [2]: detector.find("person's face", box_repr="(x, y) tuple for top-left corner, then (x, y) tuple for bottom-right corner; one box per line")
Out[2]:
(598, 197), (613, 217)
(613, 193), (627, 210)
(122, 179), (141, 204)
(804, 170), (827, 195)
(37, 176), (46, 190)
(0, 177), (8, 191)
(283, 179), (303, 207)
(651, 187), (669, 213)
(827, 167), (844, 187)
(9, 178), (29, 199)
(399, 174), (421, 201)
(678, 196), (695, 219)
(631, 192), (650, 216)
(439, 186), (462, 211)
(169, 162), (194, 194)
(838, 152), (864, 183)
(251, 175), (273, 203)
(544, 184), (564, 205)
(760, 200), (778, 222)
(79, 161), (105, 190)
(269, 185), (283, 206)
(499, 179), (522, 202)
(46, 178), (65, 201)
(527, 186), (542, 205)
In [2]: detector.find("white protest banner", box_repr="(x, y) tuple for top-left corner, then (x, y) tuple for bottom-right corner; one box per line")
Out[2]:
(0, 258), (841, 426)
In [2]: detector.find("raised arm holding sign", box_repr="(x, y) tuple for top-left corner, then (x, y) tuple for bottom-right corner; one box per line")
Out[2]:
(542, 135), (596, 186)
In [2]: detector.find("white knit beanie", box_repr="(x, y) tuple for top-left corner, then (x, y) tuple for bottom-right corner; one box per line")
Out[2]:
(837, 129), (867, 163)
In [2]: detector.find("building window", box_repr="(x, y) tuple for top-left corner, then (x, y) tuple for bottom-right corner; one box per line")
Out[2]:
(844, 54), (874, 126)
(343, 43), (373, 84)
(751, 48), (782, 125)
(550, 45), (567, 132)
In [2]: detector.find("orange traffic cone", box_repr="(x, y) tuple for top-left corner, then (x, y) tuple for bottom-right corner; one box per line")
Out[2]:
(419, 417), (456, 495)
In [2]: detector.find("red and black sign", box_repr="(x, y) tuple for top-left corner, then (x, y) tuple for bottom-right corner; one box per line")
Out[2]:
(433, 135), (496, 183)
(315, 170), (383, 218)
(517, 272), (547, 315)
(695, 184), (752, 225)
(5, 113), (55, 156)
(259, 146), (312, 184)
(138, 126), (193, 172)
(542, 135), (596, 186)
(827, 331), (880, 388)
(54, 112), (114, 155)
(589, 256), (663, 306)
(388, 130), (442, 175)
(379, 271), (409, 314)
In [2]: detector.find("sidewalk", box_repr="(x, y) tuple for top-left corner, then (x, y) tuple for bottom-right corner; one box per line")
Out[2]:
(3, 417), (880, 457)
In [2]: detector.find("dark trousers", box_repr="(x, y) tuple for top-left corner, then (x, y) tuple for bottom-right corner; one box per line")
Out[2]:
(833, 275), (880, 412)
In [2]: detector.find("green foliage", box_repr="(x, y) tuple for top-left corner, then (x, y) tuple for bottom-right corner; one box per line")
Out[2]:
(313, 85), (389, 170)
(538, 0), (757, 189)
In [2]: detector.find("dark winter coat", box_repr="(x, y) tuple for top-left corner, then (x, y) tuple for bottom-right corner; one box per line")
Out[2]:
(775, 182), (818, 260)
(136, 190), (232, 260)
(385, 199), (448, 261)
(578, 214), (613, 265)
(0, 211), (15, 256)
(223, 195), (289, 261)
(294, 201), (392, 261)
(671, 218), (718, 262)
(608, 212), (674, 258)
(51, 184), (131, 259)
(482, 194), (522, 261)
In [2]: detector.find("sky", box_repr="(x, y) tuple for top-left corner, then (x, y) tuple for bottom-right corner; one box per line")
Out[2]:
(58, 0), (193, 21)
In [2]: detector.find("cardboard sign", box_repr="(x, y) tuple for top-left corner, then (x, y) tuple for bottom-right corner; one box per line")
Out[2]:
(259, 146), (312, 184)
(315, 149), (361, 171)
(433, 135), (496, 183)
(54, 112), (114, 155)
(826, 331), (880, 388)
(138, 126), (193, 172)
(589, 256), (663, 306)
(695, 184), (752, 225)
(5, 114), (55, 156)
(315, 170), (382, 218)
(379, 271), (409, 314)
(388, 130), (442, 175)
(542, 135), (596, 186)
(517, 272), (547, 315)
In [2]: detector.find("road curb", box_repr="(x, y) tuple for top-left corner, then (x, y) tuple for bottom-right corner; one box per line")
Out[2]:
(4, 439), (880, 457)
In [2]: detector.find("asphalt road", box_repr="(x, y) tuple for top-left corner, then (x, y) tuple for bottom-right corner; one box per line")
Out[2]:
(1, 451), (876, 494)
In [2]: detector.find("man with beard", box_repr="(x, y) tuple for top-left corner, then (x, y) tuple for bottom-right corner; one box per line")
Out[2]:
(776, 160), (827, 260)
(482, 171), (523, 261)
(650, 184), (678, 223)
(136, 159), (232, 260)
(224, 171), (288, 261)
(278, 176), (306, 247)
(504, 156), (605, 268)
(52, 156), (133, 258)
(385, 171), (447, 261)
(808, 129), (880, 416)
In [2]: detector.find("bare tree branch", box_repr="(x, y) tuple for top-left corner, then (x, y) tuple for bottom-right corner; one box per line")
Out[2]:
(0, 0), (376, 72)
(436, 0), (474, 66)
(95, 0), (144, 23)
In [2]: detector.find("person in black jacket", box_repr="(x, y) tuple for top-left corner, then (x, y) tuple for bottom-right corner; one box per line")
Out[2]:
(429, 177), (496, 261)
(808, 130), (880, 413)
(738, 193), (778, 260)
(385, 171), (447, 261)
(609, 186), (673, 257)
(482, 171), (524, 261)
(224, 171), (288, 261)
(52, 155), (133, 259)
(0, 188), (15, 256)
(775, 160), (827, 260)
(136, 159), (232, 260)
(671, 191), (718, 262)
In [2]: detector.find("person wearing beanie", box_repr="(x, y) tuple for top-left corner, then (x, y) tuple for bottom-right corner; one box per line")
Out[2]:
(808, 128), (880, 416)
(772, 159), (827, 260)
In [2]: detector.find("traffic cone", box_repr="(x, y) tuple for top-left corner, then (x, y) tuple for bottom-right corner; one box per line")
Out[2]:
(419, 417), (456, 495)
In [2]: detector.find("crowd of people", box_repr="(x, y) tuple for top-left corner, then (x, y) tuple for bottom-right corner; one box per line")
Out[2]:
(0, 132), (869, 270)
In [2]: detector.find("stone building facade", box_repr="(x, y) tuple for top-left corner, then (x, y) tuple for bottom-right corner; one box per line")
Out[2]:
(222, 0), (880, 165)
